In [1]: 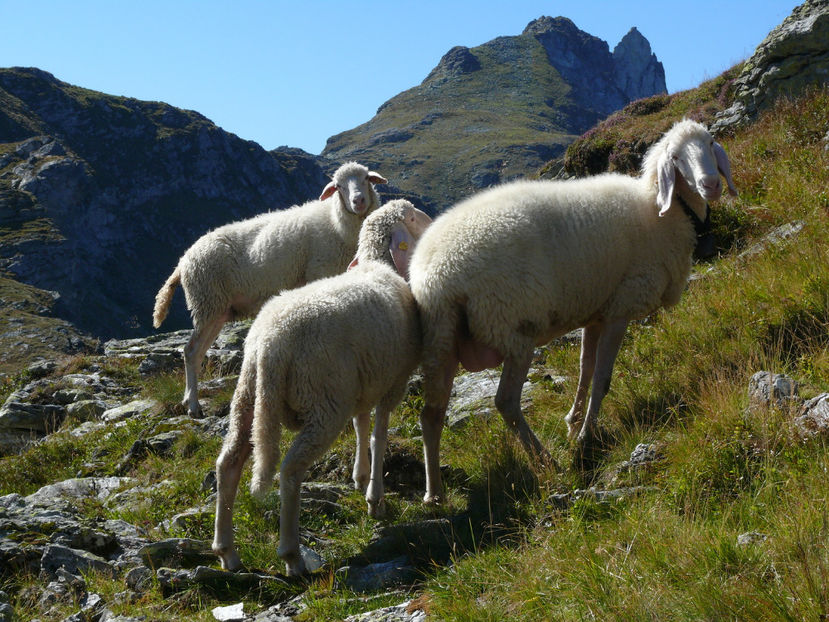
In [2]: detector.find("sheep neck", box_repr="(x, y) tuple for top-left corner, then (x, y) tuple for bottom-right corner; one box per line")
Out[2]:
(676, 193), (714, 259)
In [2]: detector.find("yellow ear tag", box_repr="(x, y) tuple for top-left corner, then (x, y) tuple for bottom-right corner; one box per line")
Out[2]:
(398, 241), (409, 251)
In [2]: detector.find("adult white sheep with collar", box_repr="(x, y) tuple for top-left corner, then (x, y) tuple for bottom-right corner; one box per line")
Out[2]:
(408, 119), (737, 503)
(152, 161), (387, 416)
(211, 199), (431, 576)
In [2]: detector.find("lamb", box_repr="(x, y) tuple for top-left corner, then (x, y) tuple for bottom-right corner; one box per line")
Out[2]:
(408, 119), (737, 502)
(211, 199), (432, 576)
(152, 162), (387, 416)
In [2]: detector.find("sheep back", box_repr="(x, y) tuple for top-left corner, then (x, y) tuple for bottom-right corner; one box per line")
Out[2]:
(179, 197), (365, 327)
(409, 175), (696, 356)
(249, 261), (420, 430)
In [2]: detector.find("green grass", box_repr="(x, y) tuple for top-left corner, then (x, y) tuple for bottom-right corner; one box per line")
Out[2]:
(0, 81), (827, 620)
(417, 87), (829, 621)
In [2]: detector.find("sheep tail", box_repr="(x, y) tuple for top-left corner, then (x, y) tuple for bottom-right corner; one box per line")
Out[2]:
(152, 266), (181, 328)
(250, 358), (282, 500)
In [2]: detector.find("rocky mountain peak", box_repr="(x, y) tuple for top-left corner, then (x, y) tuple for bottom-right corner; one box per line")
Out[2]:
(424, 45), (481, 82)
(522, 15), (580, 37)
(523, 16), (666, 118)
(613, 27), (667, 101)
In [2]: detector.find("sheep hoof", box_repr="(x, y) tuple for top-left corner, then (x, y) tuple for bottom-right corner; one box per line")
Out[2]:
(353, 475), (369, 493)
(284, 558), (307, 577)
(564, 414), (582, 441)
(367, 497), (386, 519)
(214, 546), (243, 572)
(422, 493), (443, 506)
(182, 399), (204, 419)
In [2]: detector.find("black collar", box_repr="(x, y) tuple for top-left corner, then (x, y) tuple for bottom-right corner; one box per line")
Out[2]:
(677, 194), (715, 259)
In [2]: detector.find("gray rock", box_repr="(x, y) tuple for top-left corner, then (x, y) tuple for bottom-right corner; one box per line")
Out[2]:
(344, 600), (427, 622)
(446, 370), (533, 429)
(794, 393), (829, 437)
(0, 537), (42, 576)
(27, 359), (57, 378)
(26, 477), (134, 507)
(0, 602), (13, 622)
(124, 566), (153, 592)
(737, 531), (768, 546)
(101, 399), (159, 423)
(0, 401), (65, 433)
(138, 538), (214, 569)
(212, 602), (246, 621)
(713, 0), (829, 132)
(336, 556), (419, 593)
(299, 544), (324, 573)
(53, 388), (95, 405)
(747, 371), (799, 411)
(100, 613), (148, 622)
(738, 221), (805, 261)
(40, 544), (116, 579)
(155, 565), (290, 596)
(162, 504), (213, 533)
(65, 399), (107, 421)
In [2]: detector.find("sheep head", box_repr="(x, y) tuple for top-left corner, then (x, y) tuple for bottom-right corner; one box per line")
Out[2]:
(319, 161), (387, 216)
(349, 199), (432, 278)
(647, 120), (738, 216)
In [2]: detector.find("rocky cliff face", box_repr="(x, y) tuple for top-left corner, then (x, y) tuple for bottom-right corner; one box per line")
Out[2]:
(613, 27), (667, 102)
(712, 0), (829, 132)
(322, 16), (666, 209)
(0, 68), (329, 349)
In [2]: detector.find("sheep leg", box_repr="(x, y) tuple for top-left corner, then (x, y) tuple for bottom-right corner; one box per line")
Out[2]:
(278, 415), (343, 576)
(212, 384), (254, 571)
(495, 349), (550, 462)
(182, 314), (227, 416)
(576, 319), (628, 451)
(352, 412), (371, 492)
(420, 357), (458, 505)
(366, 406), (389, 518)
(564, 324), (601, 440)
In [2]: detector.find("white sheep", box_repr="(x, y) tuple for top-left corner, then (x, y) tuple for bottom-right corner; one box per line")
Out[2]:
(408, 119), (737, 502)
(211, 199), (432, 576)
(152, 162), (387, 416)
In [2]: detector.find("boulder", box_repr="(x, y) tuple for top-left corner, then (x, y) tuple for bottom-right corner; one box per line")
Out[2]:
(713, 0), (829, 132)
(747, 371), (799, 411)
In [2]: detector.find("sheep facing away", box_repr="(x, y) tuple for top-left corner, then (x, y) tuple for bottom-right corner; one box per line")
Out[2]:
(212, 200), (432, 576)
(408, 119), (737, 503)
(152, 162), (387, 416)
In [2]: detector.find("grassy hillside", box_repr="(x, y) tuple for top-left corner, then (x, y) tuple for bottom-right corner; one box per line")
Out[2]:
(419, 86), (829, 620)
(557, 65), (742, 178)
(323, 35), (578, 212)
(0, 83), (826, 621)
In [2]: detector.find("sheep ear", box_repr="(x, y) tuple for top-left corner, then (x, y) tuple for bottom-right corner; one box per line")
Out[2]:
(656, 153), (675, 216)
(367, 172), (387, 186)
(390, 224), (416, 279)
(320, 181), (338, 201)
(713, 142), (738, 197)
(347, 256), (359, 271)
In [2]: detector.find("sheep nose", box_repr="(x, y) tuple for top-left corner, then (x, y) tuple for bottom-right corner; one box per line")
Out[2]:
(351, 195), (366, 212)
(700, 177), (722, 198)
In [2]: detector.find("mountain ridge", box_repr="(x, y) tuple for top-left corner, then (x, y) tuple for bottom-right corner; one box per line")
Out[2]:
(322, 16), (666, 209)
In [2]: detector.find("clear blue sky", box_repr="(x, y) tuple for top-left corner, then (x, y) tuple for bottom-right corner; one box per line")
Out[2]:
(1, 1), (794, 155)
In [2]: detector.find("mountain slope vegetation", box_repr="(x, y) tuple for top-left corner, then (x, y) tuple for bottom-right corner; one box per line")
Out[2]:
(0, 61), (826, 620)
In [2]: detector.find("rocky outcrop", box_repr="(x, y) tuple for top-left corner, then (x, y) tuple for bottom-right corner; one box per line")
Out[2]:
(613, 27), (667, 102)
(713, 0), (829, 132)
(0, 68), (330, 344)
(525, 18), (666, 118)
